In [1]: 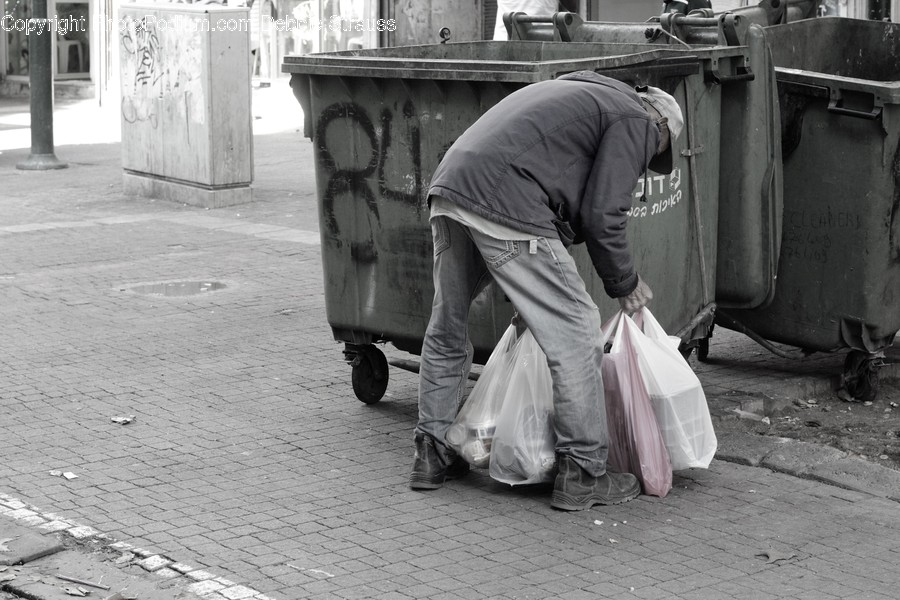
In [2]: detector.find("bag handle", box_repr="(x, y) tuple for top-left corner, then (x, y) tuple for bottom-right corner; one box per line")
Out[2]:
(600, 310), (626, 351)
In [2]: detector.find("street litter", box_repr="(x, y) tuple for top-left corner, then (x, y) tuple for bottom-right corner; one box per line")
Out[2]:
(110, 416), (136, 425)
(63, 587), (91, 596)
(756, 549), (797, 564)
(57, 574), (110, 590)
(732, 409), (771, 425)
(286, 564), (334, 578)
(0, 537), (15, 552)
(49, 471), (78, 479)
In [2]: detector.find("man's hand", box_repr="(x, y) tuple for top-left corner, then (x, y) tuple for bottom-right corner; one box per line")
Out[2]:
(618, 274), (653, 314)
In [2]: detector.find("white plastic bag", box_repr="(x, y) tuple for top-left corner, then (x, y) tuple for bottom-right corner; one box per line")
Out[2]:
(488, 329), (557, 486)
(446, 324), (520, 467)
(631, 308), (717, 470)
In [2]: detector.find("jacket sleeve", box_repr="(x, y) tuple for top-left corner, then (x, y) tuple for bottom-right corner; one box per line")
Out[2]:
(578, 116), (657, 298)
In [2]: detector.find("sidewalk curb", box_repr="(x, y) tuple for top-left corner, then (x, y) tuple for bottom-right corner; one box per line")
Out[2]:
(715, 432), (900, 502)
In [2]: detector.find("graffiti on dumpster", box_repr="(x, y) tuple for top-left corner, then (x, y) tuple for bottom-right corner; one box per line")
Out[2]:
(627, 169), (683, 219)
(780, 208), (860, 265)
(315, 101), (423, 236)
(120, 14), (204, 129)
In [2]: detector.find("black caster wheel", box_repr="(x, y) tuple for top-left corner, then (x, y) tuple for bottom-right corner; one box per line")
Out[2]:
(697, 321), (714, 363)
(842, 350), (880, 402)
(350, 345), (389, 404)
(697, 336), (710, 362)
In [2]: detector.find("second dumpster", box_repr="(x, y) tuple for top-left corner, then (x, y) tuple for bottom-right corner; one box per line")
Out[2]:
(717, 17), (900, 401)
(285, 39), (748, 402)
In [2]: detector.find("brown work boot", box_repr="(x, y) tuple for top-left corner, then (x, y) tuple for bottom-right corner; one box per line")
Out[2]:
(550, 455), (640, 511)
(409, 433), (469, 490)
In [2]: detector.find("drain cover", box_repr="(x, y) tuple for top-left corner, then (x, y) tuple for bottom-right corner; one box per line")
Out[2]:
(128, 281), (226, 297)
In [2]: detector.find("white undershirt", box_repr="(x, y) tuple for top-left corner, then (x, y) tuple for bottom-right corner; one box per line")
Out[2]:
(430, 196), (531, 241)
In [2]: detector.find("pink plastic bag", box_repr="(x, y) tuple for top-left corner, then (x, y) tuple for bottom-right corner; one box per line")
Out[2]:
(600, 311), (673, 497)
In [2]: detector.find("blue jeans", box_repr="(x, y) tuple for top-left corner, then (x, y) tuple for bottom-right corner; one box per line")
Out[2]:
(416, 216), (610, 477)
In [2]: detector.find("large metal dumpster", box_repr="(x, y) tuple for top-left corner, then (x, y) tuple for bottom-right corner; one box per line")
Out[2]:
(285, 39), (748, 402)
(717, 17), (900, 400)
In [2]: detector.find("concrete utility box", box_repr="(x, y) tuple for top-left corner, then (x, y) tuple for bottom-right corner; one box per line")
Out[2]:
(119, 3), (253, 208)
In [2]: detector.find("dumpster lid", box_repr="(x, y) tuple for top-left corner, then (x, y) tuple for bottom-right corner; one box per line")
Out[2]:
(282, 40), (744, 83)
(766, 17), (900, 103)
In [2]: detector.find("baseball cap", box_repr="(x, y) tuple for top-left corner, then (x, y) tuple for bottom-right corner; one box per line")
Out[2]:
(637, 86), (684, 174)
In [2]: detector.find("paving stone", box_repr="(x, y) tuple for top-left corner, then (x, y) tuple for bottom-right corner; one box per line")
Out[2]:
(0, 520), (65, 566)
(139, 555), (172, 572)
(66, 526), (100, 540)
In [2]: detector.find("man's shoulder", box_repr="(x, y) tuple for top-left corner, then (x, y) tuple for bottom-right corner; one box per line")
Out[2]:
(554, 71), (639, 102)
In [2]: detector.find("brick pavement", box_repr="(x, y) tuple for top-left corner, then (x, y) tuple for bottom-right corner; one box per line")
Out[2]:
(1, 88), (899, 600)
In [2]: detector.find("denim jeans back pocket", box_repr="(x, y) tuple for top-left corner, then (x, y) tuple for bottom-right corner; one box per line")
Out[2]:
(485, 240), (521, 268)
(431, 217), (450, 257)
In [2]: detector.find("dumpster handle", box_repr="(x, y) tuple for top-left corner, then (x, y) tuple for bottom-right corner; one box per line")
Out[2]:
(827, 98), (882, 120)
(713, 69), (755, 84)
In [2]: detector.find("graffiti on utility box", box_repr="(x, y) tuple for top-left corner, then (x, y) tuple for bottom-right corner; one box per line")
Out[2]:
(120, 12), (204, 129)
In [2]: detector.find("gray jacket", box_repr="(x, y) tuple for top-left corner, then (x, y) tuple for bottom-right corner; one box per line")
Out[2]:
(428, 71), (658, 298)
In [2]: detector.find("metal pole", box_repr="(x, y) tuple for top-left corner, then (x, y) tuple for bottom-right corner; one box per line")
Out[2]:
(17, 0), (67, 170)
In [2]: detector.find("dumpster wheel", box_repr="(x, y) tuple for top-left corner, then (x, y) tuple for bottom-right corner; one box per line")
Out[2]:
(697, 336), (710, 362)
(349, 344), (389, 404)
(841, 350), (882, 403)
